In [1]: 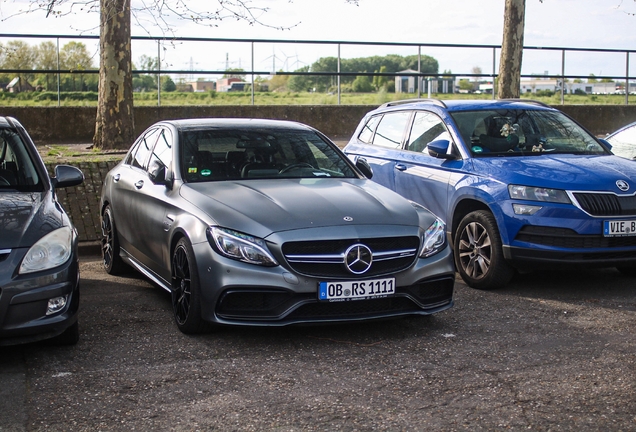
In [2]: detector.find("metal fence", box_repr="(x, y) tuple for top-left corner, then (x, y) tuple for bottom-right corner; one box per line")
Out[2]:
(1, 33), (635, 105)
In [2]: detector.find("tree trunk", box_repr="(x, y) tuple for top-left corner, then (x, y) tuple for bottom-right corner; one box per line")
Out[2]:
(94, 0), (135, 150)
(497, 0), (526, 99)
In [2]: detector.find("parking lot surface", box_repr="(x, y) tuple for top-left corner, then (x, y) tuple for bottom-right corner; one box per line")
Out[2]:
(1, 255), (635, 431)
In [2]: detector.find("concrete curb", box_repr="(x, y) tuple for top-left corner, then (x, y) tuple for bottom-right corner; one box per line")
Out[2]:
(78, 241), (101, 258)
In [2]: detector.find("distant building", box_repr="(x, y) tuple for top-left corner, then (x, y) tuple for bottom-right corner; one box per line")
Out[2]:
(190, 80), (216, 92)
(217, 77), (243, 92)
(6, 77), (34, 93)
(395, 70), (454, 94)
(520, 79), (618, 95)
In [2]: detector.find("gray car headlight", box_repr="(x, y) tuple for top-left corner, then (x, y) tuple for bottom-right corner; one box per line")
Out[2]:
(508, 185), (571, 203)
(208, 227), (278, 266)
(19, 226), (74, 274)
(420, 217), (446, 258)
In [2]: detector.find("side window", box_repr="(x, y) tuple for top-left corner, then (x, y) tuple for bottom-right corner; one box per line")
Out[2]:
(358, 115), (382, 144)
(372, 111), (411, 149)
(128, 128), (160, 169)
(407, 111), (451, 153)
(147, 129), (173, 170)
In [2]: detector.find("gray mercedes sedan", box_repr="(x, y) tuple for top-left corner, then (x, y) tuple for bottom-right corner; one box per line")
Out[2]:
(100, 119), (455, 334)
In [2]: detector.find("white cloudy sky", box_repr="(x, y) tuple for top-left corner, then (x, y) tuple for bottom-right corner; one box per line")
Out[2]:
(1, 0), (635, 80)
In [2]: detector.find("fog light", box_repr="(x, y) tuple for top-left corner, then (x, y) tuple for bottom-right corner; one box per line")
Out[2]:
(513, 204), (542, 215)
(47, 296), (68, 315)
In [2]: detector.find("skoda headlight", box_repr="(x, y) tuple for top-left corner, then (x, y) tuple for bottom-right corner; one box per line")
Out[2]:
(508, 185), (570, 204)
(208, 227), (278, 266)
(420, 217), (446, 258)
(19, 226), (74, 274)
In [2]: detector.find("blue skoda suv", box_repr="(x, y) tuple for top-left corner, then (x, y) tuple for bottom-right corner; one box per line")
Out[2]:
(344, 99), (636, 289)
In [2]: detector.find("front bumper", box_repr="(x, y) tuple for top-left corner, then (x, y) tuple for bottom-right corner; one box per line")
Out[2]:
(0, 247), (80, 346)
(192, 238), (455, 326)
(500, 200), (636, 269)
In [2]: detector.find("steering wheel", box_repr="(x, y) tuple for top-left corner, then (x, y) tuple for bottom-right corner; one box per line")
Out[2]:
(279, 162), (314, 174)
(0, 176), (10, 186)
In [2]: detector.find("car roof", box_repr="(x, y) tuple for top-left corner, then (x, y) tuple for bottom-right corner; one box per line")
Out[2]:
(376, 98), (555, 113)
(0, 117), (12, 128)
(607, 120), (636, 139)
(157, 118), (315, 132)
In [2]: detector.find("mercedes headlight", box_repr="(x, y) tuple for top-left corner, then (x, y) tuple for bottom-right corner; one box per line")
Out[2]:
(19, 226), (74, 274)
(420, 217), (446, 258)
(207, 227), (278, 266)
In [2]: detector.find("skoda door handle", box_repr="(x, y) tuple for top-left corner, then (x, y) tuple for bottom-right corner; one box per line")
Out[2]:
(134, 180), (144, 189)
(395, 163), (407, 171)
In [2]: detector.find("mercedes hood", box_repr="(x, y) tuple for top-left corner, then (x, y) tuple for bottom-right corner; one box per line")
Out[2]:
(180, 178), (426, 238)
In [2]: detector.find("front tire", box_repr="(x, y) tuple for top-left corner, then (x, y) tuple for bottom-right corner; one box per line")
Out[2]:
(171, 238), (213, 334)
(101, 205), (126, 275)
(454, 210), (514, 290)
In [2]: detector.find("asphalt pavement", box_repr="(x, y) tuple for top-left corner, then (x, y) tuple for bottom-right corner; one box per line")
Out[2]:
(1, 254), (635, 431)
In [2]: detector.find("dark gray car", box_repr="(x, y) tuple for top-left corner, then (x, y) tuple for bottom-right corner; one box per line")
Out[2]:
(0, 116), (84, 346)
(100, 118), (455, 334)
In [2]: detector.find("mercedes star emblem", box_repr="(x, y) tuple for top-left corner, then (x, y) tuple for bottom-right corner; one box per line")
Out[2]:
(344, 244), (373, 274)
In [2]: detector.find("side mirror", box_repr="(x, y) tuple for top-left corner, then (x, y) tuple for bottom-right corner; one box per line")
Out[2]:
(52, 165), (84, 188)
(598, 138), (612, 151)
(427, 139), (455, 160)
(355, 157), (373, 179)
(148, 159), (169, 186)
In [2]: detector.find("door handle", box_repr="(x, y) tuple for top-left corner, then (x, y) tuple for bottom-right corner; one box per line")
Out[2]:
(395, 163), (407, 171)
(134, 180), (144, 189)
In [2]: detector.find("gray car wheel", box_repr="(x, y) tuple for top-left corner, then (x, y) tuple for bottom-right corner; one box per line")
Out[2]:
(171, 238), (213, 334)
(101, 205), (126, 275)
(454, 210), (514, 290)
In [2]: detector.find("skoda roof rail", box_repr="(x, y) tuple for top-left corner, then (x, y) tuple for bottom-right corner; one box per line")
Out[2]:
(380, 98), (447, 109)
(500, 98), (551, 108)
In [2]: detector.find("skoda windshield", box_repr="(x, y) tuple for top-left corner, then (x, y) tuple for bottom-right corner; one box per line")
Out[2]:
(449, 109), (610, 157)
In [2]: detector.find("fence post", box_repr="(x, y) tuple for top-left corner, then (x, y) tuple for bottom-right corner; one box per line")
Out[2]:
(417, 46), (421, 98)
(561, 49), (565, 104)
(626, 51), (630, 105)
(56, 38), (61, 107)
(251, 42), (255, 105)
(492, 47), (496, 100)
(337, 44), (341, 105)
(157, 40), (161, 107)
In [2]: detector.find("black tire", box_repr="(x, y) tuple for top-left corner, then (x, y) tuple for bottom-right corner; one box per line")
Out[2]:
(616, 265), (636, 276)
(454, 210), (515, 290)
(171, 238), (214, 334)
(101, 205), (126, 275)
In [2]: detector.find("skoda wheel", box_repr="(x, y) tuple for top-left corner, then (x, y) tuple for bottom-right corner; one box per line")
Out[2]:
(171, 238), (213, 334)
(454, 210), (514, 290)
(101, 205), (126, 275)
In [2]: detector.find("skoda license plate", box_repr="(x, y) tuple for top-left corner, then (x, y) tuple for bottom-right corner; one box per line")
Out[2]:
(318, 278), (395, 301)
(604, 219), (636, 237)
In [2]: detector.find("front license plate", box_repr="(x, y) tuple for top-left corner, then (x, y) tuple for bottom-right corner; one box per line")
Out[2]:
(604, 219), (636, 237)
(318, 278), (395, 301)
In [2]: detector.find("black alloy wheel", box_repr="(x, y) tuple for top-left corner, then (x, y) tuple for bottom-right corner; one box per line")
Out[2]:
(101, 205), (125, 275)
(171, 238), (212, 334)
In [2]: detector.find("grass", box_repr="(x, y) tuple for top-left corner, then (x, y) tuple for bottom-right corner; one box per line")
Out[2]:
(39, 143), (127, 164)
(0, 90), (634, 107)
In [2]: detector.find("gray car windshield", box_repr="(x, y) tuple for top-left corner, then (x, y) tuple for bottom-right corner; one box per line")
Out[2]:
(450, 109), (609, 157)
(181, 128), (357, 182)
(0, 129), (42, 192)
